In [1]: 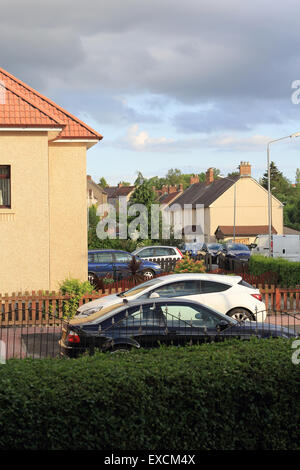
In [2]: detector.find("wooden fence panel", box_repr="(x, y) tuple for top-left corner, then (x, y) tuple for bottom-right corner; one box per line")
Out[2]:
(1, 271), (300, 326)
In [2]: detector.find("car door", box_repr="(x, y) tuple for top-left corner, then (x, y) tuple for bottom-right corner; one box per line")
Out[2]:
(136, 248), (155, 260)
(149, 279), (232, 315)
(196, 280), (232, 314)
(150, 280), (201, 300)
(102, 303), (167, 348)
(158, 301), (226, 345)
(153, 247), (174, 260)
(89, 252), (114, 278)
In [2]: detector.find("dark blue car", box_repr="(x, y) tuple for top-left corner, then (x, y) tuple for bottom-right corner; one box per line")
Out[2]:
(60, 298), (297, 357)
(88, 249), (162, 285)
(219, 243), (251, 265)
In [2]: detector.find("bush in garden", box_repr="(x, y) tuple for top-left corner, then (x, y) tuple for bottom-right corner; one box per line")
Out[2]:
(59, 278), (94, 319)
(249, 255), (300, 287)
(173, 254), (206, 273)
(0, 339), (298, 450)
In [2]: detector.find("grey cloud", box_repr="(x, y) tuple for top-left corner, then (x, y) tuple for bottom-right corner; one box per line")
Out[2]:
(2, 0), (300, 134)
(173, 99), (300, 134)
(1, 0), (300, 103)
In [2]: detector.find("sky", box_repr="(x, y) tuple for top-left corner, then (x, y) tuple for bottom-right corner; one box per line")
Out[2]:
(2, 0), (300, 185)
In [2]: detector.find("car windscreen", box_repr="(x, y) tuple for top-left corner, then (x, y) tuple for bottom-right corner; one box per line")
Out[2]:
(117, 278), (162, 297)
(208, 244), (221, 249)
(227, 244), (249, 251)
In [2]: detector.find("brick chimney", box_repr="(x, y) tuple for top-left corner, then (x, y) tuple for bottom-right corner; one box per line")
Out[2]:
(239, 161), (251, 177)
(161, 185), (168, 194)
(168, 185), (177, 194)
(179, 183), (183, 192)
(118, 183), (123, 188)
(87, 175), (92, 181)
(190, 175), (199, 185)
(205, 168), (214, 186)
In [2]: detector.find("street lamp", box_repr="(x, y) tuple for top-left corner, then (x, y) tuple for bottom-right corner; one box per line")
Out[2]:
(266, 132), (300, 257)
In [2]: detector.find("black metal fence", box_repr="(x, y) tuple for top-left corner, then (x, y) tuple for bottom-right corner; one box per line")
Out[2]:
(0, 312), (64, 360)
(0, 305), (298, 361)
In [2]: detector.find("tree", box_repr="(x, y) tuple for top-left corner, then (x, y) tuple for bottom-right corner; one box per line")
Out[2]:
(165, 168), (182, 186)
(129, 180), (158, 239)
(88, 204), (99, 229)
(98, 177), (108, 188)
(134, 171), (145, 186)
(260, 161), (292, 200)
(296, 168), (300, 186)
(227, 171), (239, 179)
(130, 179), (157, 209)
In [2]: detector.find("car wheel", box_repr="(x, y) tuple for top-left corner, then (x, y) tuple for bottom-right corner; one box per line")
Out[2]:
(227, 308), (254, 322)
(142, 269), (155, 280)
(88, 273), (98, 288)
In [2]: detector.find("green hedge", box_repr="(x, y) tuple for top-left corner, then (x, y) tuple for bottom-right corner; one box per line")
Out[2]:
(249, 254), (300, 286)
(0, 339), (299, 450)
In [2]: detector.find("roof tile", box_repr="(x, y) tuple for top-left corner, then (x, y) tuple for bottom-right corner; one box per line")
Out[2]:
(0, 67), (102, 140)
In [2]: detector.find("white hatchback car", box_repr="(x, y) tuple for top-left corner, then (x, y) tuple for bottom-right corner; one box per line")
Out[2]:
(77, 273), (267, 322)
(132, 246), (183, 262)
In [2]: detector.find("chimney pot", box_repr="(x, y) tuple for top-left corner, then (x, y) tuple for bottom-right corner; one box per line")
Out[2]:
(205, 168), (214, 186)
(239, 161), (251, 177)
(190, 175), (199, 185)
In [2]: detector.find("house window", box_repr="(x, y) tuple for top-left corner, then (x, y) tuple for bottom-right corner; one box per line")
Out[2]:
(0, 166), (11, 208)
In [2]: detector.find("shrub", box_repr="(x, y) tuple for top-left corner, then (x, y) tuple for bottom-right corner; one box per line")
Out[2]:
(0, 339), (298, 450)
(59, 278), (94, 318)
(174, 254), (206, 273)
(249, 255), (300, 287)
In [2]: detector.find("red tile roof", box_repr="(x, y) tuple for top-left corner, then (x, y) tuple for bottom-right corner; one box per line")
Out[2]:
(0, 67), (102, 140)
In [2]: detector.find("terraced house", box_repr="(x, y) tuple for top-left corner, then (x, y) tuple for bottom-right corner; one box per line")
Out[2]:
(0, 67), (102, 293)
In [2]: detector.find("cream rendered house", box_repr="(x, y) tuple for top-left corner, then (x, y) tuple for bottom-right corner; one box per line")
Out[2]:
(0, 67), (102, 293)
(169, 163), (283, 244)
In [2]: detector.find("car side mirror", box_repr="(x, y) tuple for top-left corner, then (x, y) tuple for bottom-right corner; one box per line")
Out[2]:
(149, 292), (160, 299)
(250, 243), (257, 249)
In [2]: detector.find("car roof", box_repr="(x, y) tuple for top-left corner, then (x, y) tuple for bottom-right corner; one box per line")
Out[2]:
(147, 273), (241, 285)
(134, 246), (177, 250)
(71, 297), (229, 326)
(88, 249), (129, 253)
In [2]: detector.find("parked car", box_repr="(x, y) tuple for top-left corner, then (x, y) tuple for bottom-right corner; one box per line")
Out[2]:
(88, 250), (162, 285)
(77, 273), (267, 322)
(207, 243), (223, 263)
(59, 297), (297, 357)
(182, 242), (208, 258)
(132, 245), (183, 262)
(218, 243), (251, 266)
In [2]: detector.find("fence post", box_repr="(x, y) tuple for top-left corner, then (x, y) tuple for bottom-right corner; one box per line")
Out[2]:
(275, 287), (281, 312)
